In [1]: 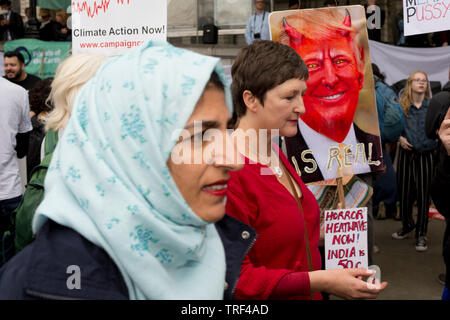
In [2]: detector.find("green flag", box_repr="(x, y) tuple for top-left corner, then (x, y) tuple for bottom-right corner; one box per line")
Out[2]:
(37, 0), (71, 10)
(4, 39), (71, 78)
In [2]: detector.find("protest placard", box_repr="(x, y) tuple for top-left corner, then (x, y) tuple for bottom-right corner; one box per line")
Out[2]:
(324, 207), (368, 270)
(403, 0), (450, 36)
(4, 39), (71, 78)
(71, 0), (167, 55)
(270, 6), (383, 184)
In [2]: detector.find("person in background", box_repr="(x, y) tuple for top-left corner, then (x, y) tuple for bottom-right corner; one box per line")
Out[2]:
(38, 8), (56, 41)
(53, 9), (69, 41)
(226, 40), (387, 300)
(425, 67), (450, 299)
(23, 7), (35, 34)
(323, 0), (338, 7)
(394, 11), (405, 46)
(13, 53), (107, 254)
(0, 41), (251, 300)
(245, 0), (270, 45)
(432, 31), (449, 47)
(3, 51), (41, 91)
(43, 54), (106, 138)
(393, 71), (437, 252)
(372, 64), (403, 220)
(0, 0), (24, 40)
(0, 77), (32, 266)
(289, 0), (300, 9)
(26, 78), (53, 182)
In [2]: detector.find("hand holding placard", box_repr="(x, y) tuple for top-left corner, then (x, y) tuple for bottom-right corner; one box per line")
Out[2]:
(309, 268), (388, 299)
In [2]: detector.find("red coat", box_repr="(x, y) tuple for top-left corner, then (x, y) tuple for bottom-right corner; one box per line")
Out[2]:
(226, 146), (322, 300)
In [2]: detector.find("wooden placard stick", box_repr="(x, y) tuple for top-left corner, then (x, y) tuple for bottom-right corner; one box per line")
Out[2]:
(336, 176), (346, 208)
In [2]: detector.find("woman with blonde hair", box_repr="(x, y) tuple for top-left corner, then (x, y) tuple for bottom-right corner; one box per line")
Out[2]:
(14, 53), (106, 253)
(44, 53), (106, 133)
(226, 40), (387, 300)
(392, 71), (437, 252)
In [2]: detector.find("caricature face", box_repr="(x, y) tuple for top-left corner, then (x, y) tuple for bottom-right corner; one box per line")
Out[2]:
(282, 13), (365, 143)
(298, 36), (363, 142)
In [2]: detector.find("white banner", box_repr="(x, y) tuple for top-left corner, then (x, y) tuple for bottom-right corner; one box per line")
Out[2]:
(403, 0), (450, 36)
(369, 40), (450, 88)
(71, 0), (167, 56)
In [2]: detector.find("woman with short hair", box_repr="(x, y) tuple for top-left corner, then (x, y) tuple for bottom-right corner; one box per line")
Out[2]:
(226, 40), (387, 300)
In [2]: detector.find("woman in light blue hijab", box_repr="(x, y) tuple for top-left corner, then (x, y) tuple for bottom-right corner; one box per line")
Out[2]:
(0, 41), (251, 300)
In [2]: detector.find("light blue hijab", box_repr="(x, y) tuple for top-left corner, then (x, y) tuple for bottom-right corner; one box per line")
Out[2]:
(33, 41), (232, 300)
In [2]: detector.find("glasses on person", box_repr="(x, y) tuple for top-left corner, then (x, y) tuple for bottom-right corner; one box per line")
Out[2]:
(412, 79), (427, 84)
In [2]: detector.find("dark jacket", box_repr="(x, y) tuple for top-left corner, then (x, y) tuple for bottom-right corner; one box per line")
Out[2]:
(39, 20), (58, 41)
(0, 215), (256, 300)
(431, 148), (450, 287)
(0, 11), (24, 40)
(426, 81), (450, 287)
(426, 81), (450, 141)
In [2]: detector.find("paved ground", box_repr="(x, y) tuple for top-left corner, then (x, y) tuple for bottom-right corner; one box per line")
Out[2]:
(370, 214), (446, 300)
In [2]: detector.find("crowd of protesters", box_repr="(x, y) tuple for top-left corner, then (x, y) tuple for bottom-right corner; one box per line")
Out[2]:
(0, 1), (71, 42)
(0, 0), (448, 301)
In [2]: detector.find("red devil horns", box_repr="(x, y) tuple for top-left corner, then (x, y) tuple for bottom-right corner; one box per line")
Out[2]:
(339, 9), (352, 37)
(282, 17), (304, 45)
(343, 9), (351, 27)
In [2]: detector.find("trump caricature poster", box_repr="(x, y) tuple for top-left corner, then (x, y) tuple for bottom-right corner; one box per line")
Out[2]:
(270, 6), (383, 184)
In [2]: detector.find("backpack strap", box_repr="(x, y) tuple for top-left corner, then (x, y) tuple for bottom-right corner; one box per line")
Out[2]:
(44, 129), (59, 157)
(28, 130), (58, 180)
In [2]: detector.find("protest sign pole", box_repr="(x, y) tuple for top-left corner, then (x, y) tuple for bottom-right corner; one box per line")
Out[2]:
(38, 48), (45, 78)
(336, 177), (345, 208)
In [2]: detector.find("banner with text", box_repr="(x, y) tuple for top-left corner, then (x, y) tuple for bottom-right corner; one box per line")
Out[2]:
(72, 0), (167, 55)
(4, 39), (71, 78)
(324, 207), (368, 270)
(403, 0), (450, 36)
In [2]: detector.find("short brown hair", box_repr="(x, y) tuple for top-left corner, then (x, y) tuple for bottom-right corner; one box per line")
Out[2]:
(230, 40), (308, 126)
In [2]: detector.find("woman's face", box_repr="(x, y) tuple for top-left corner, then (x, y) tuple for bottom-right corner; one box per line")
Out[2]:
(167, 87), (242, 223)
(410, 72), (428, 95)
(255, 78), (307, 137)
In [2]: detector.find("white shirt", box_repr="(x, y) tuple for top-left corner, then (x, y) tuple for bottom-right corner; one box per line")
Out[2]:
(298, 118), (370, 180)
(0, 77), (32, 200)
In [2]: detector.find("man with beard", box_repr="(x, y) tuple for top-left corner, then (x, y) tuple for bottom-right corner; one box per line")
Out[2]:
(279, 8), (382, 183)
(3, 51), (40, 91)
